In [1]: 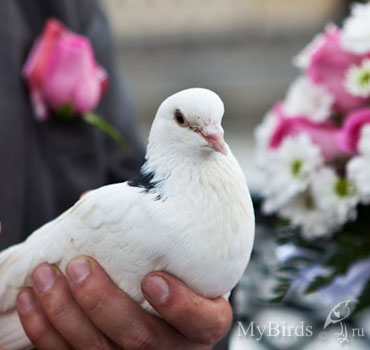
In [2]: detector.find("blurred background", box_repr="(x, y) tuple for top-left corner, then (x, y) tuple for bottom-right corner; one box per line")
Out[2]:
(99, 1), (368, 349)
(100, 0), (349, 193)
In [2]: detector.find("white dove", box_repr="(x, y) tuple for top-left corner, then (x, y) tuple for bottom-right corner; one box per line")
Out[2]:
(0, 87), (255, 350)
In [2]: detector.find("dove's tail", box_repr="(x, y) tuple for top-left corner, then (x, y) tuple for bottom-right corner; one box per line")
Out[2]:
(0, 242), (37, 313)
(0, 243), (34, 349)
(0, 309), (32, 350)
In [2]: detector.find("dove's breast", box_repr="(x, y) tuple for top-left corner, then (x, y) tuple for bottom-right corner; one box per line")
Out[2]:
(150, 152), (255, 298)
(160, 220), (254, 299)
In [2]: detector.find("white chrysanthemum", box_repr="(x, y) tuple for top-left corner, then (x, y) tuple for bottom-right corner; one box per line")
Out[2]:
(293, 32), (325, 70)
(254, 110), (279, 170)
(283, 76), (334, 122)
(311, 167), (358, 226)
(345, 59), (370, 98)
(347, 157), (370, 204)
(293, 24), (336, 69)
(255, 110), (279, 151)
(357, 124), (370, 157)
(278, 192), (338, 240)
(347, 125), (370, 203)
(341, 3), (370, 55)
(261, 134), (323, 214)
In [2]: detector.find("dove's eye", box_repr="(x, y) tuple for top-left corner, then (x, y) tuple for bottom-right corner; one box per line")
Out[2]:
(174, 109), (188, 127)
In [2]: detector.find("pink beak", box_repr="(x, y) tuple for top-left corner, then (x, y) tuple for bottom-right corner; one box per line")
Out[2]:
(201, 124), (228, 155)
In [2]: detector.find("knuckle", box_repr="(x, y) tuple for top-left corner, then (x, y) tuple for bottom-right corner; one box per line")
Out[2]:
(75, 336), (113, 350)
(181, 299), (197, 316)
(198, 329), (222, 345)
(89, 342), (113, 350)
(198, 329), (220, 345)
(43, 290), (74, 321)
(29, 329), (54, 349)
(124, 326), (157, 350)
(83, 288), (110, 316)
(200, 312), (232, 345)
(74, 275), (114, 317)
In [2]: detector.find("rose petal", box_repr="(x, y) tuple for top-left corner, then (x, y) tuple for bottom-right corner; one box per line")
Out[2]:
(269, 106), (343, 161)
(42, 34), (101, 113)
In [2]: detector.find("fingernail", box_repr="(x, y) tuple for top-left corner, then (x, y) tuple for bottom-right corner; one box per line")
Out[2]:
(67, 258), (91, 284)
(17, 290), (36, 314)
(33, 265), (56, 293)
(142, 276), (170, 304)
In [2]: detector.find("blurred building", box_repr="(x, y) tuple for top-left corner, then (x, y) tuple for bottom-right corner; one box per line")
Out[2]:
(101, 0), (340, 41)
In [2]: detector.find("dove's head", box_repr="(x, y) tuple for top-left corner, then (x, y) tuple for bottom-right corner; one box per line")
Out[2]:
(148, 88), (227, 159)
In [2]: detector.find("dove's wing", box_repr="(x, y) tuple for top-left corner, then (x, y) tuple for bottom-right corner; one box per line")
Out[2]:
(59, 182), (164, 297)
(0, 182), (161, 313)
(0, 181), (164, 350)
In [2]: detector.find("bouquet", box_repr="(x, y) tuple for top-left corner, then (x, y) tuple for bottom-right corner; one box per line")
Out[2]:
(255, 2), (370, 313)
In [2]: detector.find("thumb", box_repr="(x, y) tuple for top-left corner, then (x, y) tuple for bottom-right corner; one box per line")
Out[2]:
(141, 272), (232, 345)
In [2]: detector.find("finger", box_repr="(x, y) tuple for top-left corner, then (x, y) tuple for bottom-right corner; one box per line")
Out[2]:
(66, 256), (161, 349)
(16, 287), (72, 350)
(67, 256), (216, 349)
(141, 272), (233, 345)
(66, 257), (209, 349)
(31, 263), (113, 350)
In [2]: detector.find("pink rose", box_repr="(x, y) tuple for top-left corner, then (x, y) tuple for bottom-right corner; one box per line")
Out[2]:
(339, 108), (370, 154)
(269, 105), (343, 161)
(23, 18), (108, 120)
(307, 26), (370, 114)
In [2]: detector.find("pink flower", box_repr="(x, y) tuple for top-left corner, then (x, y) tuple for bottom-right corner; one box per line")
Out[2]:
(23, 18), (108, 120)
(307, 26), (370, 114)
(339, 108), (370, 154)
(269, 106), (343, 161)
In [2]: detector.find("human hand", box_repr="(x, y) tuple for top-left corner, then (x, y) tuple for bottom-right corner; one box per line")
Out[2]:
(16, 256), (232, 349)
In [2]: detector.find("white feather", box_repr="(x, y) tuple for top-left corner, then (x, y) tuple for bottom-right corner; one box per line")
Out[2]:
(0, 88), (255, 349)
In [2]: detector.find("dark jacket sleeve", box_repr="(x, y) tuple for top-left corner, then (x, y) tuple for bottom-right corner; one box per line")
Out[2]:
(75, 0), (145, 181)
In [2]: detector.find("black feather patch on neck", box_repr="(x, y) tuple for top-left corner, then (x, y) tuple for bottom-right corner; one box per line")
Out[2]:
(128, 167), (163, 200)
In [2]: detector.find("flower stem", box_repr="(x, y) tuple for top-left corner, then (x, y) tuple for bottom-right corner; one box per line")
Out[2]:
(83, 113), (130, 154)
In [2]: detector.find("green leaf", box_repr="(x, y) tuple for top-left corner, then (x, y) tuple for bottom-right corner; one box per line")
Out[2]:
(277, 265), (299, 274)
(268, 281), (292, 303)
(83, 113), (130, 154)
(304, 274), (336, 294)
(266, 294), (287, 303)
(323, 253), (352, 274)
